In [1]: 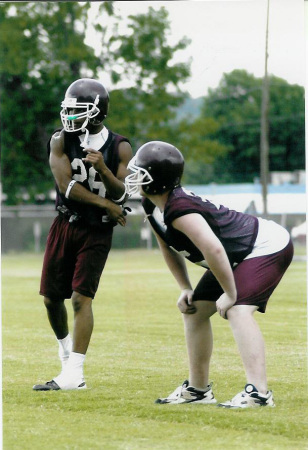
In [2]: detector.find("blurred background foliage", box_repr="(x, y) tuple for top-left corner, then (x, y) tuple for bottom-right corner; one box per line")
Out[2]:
(0, 1), (305, 204)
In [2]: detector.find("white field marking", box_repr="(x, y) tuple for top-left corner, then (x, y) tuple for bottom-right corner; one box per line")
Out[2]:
(104, 268), (168, 275)
(3, 267), (170, 278)
(2, 269), (41, 278)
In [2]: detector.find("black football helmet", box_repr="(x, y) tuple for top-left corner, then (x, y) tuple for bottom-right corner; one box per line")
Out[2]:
(60, 78), (109, 132)
(125, 141), (184, 195)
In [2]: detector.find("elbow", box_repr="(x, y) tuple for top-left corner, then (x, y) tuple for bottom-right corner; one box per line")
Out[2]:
(214, 246), (224, 256)
(58, 181), (68, 196)
(55, 175), (73, 196)
(58, 178), (75, 197)
(205, 245), (225, 260)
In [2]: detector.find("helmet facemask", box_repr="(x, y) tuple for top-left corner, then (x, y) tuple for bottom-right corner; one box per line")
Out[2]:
(60, 94), (100, 132)
(125, 141), (184, 196)
(125, 158), (154, 196)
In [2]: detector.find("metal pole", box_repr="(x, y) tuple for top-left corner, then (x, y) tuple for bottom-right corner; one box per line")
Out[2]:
(260, 0), (270, 218)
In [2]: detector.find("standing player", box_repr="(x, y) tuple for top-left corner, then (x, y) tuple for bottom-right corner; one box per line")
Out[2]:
(33, 78), (133, 391)
(125, 141), (293, 408)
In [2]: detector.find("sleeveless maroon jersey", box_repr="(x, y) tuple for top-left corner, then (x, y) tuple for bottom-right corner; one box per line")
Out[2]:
(47, 129), (130, 229)
(143, 186), (259, 267)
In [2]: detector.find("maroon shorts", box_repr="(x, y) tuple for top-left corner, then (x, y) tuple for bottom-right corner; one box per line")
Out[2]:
(193, 239), (294, 313)
(40, 215), (113, 300)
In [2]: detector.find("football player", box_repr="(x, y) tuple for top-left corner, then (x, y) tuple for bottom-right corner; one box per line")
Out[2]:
(33, 78), (133, 391)
(125, 141), (293, 408)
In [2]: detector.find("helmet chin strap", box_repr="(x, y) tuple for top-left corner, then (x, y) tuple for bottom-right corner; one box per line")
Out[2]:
(79, 98), (101, 148)
(80, 127), (89, 148)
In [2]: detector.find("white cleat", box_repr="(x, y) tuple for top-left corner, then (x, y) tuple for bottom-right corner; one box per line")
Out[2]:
(155, 380), (217, 404)
(218, 384), (275, 408)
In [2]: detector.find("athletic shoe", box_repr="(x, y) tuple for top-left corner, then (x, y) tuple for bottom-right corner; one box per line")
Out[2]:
(33, 379), (87, 391)
(218, 383), (275, 408)
(155, 380), (217, 404)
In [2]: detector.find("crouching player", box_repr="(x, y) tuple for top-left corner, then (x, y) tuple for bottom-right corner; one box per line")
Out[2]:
(125, 141), (293, 408)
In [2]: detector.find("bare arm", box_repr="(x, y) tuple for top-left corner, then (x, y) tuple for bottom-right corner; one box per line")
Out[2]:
(154, 231), (196, 314)
(82, 140), (133, 202)
(172, 213), (237, 318)
(49, 130), (126, 226)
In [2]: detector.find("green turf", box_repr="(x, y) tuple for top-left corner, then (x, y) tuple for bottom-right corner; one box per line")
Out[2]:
(2, 250), (307, 449)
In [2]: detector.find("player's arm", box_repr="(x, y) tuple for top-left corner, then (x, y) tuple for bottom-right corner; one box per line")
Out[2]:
(172, 213), (237, 318)
(49, 131), (126, 226)
(82, 140), (133, 203)
(154, 231), (196, 314)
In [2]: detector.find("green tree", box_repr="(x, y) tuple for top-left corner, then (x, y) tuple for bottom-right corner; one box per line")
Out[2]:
(104, 6), (227, 184)
(202, 69), (305, 183)
(1, 3), (195, 203)
(105, 7), (191, 150)
(173, 116), (228, 184)
(0, 1), (110, 203)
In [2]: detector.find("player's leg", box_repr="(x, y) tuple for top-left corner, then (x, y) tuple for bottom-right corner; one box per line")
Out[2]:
(155, 301), (217, 404)
(50, 293), (94, 390)
(155, 269), (220, 404)
(35, 292), (92, 391)
(218, 240), (293, 408)
(44, 296), (69, 340)
(43, 296), (72, 370)
(51, 228), (113, 390)
(183, 269), (222, 391)
(226, 240), (293, 395)
(70, 292), (93, 354)
(219, 304), (275, 408)
(34, 217), (74, 391)
(183, 300), (217, 390)
(227, 304), (267, 392)
(33, 296), (74, 390)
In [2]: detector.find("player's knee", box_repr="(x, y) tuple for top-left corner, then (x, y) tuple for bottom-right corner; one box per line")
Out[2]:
(71, 292), (92, 313)
(43, 296), (62, 310)
(227, 304), (258, 322)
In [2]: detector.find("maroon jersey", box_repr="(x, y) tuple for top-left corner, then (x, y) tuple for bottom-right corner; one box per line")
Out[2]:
(47, 129), (130, 229)
(143, 187), (259, 267)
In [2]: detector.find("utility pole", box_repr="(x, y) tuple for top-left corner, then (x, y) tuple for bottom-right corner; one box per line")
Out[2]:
(260, 0), (270, 218)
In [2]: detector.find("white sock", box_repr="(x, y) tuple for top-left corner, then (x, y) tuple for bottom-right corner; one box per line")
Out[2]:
(54, 352), (86, 390)
(57, 334), (72, 369)
(65, 352), (86, 374)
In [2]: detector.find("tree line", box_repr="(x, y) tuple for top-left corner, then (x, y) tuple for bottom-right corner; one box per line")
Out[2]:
(0, 2), (304, 204)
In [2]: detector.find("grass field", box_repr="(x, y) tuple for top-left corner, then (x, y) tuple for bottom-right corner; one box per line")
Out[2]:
(2, 249), (307, 450)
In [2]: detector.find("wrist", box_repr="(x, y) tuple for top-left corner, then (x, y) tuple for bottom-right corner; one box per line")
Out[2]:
(112, 184), (127, 204)
(229, 288), (237, 298)
(225, 291), (237, 301)
(98, 197), (111, 210)
(97, 166), (110, 177)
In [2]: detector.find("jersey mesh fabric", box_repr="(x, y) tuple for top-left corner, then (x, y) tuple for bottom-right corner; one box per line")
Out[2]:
(47, 128), (130, 229)
(161, 187), (258, 265)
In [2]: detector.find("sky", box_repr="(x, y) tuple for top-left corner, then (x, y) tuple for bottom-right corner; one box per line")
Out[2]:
(87, 0), (306, 99)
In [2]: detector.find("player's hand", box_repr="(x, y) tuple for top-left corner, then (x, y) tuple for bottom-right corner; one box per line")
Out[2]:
(177, 289), (197, 314)
(216, 293), (236, 320)
(105, 200), (126, 227)
(82, 148), (107, 173)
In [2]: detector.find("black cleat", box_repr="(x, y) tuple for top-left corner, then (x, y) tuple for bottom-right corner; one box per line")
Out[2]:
(33, 380), (61, 391)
